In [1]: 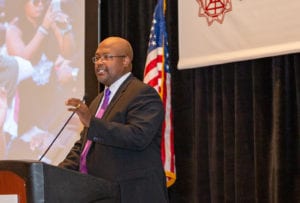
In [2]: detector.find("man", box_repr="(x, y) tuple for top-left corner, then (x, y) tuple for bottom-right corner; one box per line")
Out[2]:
(59, 37), (169, 202)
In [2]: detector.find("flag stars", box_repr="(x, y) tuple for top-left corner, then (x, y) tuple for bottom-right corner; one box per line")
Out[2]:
(151, 41), (157, 47)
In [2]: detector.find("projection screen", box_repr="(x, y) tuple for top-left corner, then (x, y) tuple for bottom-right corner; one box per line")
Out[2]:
(0, 0), (85, 165)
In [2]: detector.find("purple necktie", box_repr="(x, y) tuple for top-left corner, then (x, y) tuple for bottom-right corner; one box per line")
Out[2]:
(79, 88), (111, 174)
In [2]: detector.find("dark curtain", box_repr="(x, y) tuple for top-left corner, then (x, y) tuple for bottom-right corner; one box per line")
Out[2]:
(170, 57), (300, 203)
(85, 1), (300, 202)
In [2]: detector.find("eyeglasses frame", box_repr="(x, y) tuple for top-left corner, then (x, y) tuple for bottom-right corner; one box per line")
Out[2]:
(92, 54), (126, 63)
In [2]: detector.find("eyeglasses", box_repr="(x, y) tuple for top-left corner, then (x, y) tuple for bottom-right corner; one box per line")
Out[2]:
(92, 54), (126, 63)
(31, 0), (48, 6)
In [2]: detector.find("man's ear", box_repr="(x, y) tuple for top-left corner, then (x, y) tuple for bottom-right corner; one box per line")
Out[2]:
(123, 56), (131, 67)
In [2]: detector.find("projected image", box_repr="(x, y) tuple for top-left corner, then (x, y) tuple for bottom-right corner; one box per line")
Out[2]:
(0, 0), (84, 164)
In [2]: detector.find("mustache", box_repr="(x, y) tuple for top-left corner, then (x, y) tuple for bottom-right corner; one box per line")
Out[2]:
(96, 65), (107, 74)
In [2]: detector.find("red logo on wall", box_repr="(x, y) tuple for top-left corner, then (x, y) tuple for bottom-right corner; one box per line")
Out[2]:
(196, 0), (232, 26)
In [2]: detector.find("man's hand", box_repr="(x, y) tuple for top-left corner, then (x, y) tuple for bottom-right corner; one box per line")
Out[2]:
(65, 98), (91, 127)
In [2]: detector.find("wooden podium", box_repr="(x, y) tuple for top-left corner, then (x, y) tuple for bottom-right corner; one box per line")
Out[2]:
(0, 160), (120, 203)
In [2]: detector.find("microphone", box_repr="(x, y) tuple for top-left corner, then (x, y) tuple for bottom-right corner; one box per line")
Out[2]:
(38, 95), (87, 161)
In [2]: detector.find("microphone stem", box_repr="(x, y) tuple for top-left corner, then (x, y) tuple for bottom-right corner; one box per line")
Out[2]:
(39, 110), (76, 161)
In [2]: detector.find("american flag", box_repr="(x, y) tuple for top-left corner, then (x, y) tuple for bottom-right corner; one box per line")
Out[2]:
(143, 0), (176, 187)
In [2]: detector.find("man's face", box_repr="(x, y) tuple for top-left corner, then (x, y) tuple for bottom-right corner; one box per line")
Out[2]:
(93, 39), (128, 86)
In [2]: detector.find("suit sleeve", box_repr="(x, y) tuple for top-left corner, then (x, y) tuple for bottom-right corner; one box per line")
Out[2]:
(87, 84), (164, 151)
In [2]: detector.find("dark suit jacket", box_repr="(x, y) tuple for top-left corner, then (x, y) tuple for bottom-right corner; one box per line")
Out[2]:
(59, 74), (169, 203)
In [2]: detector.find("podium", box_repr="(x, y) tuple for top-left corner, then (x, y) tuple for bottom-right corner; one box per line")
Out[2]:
(0, 160), (120, 203)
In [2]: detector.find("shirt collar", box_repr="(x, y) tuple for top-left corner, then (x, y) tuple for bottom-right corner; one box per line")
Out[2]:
(105, 72), (131, 102)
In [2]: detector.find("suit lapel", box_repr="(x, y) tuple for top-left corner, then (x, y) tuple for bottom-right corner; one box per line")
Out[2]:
(102, 74), (134, 118)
